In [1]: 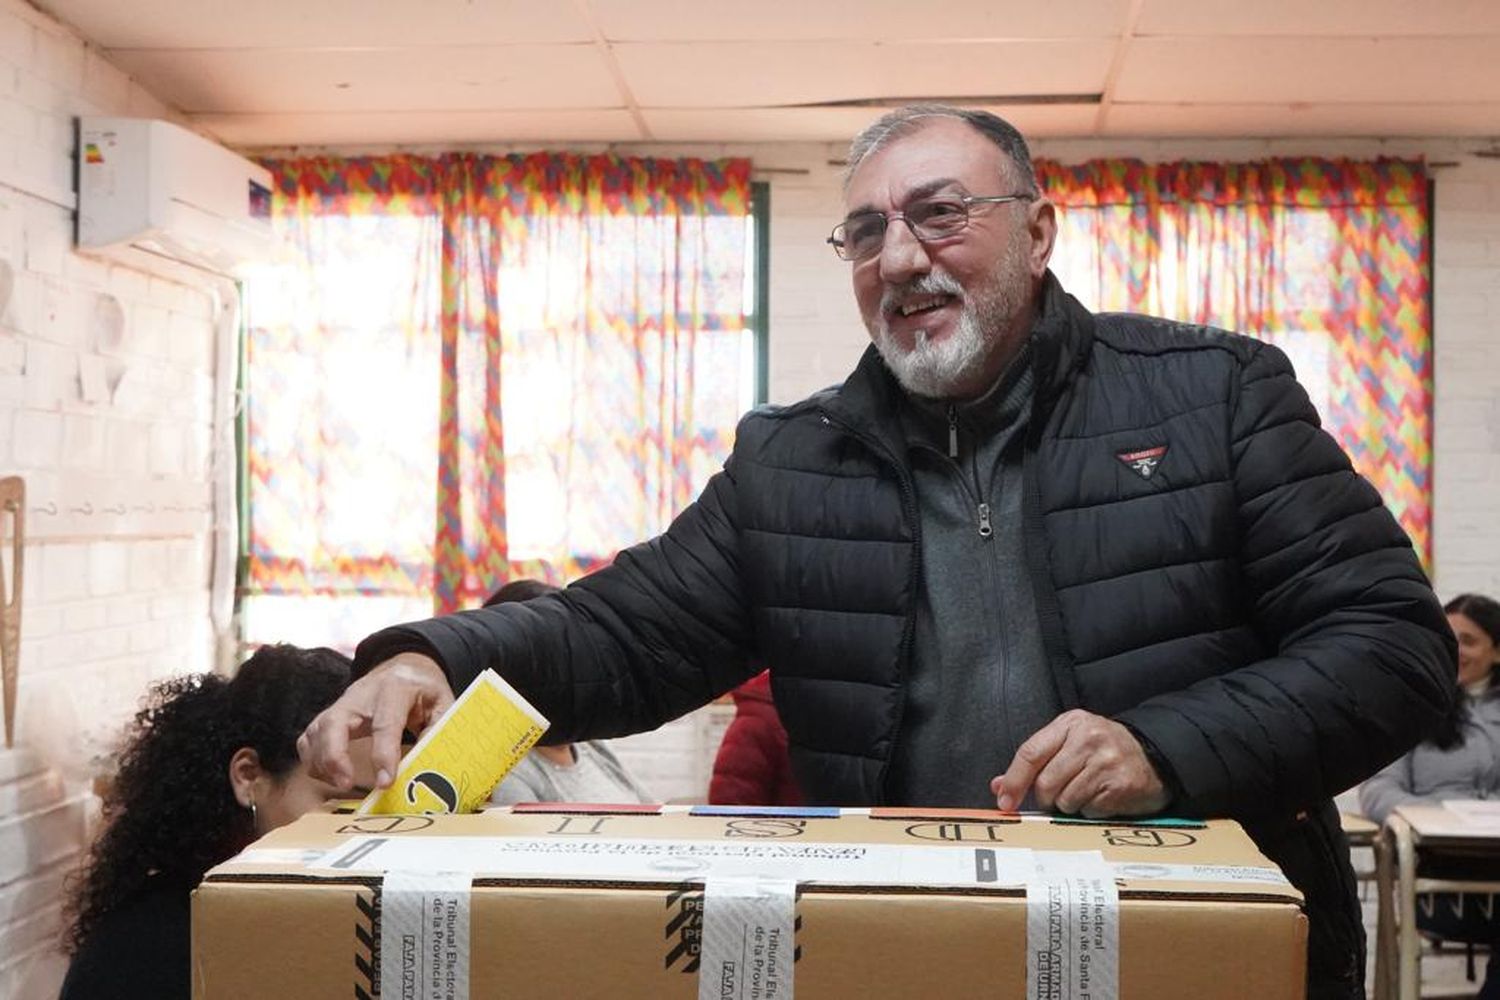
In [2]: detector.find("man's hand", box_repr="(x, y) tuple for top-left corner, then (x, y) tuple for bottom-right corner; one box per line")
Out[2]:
(297, 652), (454, 791)
(990, 709), (1168, 818)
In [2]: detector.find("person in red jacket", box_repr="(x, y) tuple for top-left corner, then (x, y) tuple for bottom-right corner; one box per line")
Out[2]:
(709, 671), (801, 806)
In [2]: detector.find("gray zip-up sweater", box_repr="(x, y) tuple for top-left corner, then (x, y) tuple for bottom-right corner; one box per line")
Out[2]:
(888, 348), (1057, 805)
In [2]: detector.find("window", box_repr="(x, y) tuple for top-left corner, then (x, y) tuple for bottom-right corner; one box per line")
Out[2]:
(238, 156), (764, 652)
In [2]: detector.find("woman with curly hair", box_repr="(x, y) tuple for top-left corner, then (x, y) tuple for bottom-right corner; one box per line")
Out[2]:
(60, 644), (353, 1000)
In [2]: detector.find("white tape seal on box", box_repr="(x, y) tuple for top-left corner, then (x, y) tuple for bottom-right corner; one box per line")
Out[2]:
(379, 870), (472, 1000)
(1026, 850), (1119, 1000)
(699, 876), (796, 1000)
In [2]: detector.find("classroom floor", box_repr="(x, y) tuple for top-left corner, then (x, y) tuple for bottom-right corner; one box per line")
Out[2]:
(1407, 944), (1487, 998)
(1354, 845), (1488, 998)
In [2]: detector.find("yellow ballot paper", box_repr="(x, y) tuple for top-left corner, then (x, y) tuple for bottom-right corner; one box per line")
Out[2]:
(357, 668), (549, 816)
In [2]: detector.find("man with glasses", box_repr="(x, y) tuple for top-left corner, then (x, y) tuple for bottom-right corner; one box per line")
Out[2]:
(302, 105), (1454, 998)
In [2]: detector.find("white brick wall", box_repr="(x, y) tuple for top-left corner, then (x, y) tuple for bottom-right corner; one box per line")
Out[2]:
(1431, 156), (1500, 598)
(0, 2), (221, 996)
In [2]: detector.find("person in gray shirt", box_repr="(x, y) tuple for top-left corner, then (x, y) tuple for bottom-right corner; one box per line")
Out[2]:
(484, 579), (654, 806)
(490, 740), (655, 806)
(1360, 594), (1500, 996)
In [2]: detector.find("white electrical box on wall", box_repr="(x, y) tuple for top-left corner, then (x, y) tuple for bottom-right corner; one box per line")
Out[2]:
(76, 117), (274, 278)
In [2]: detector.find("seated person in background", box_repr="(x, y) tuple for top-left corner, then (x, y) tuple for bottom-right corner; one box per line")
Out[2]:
(61, 645), (355, 1000)
(1360, 593), (1500, 998)
(485, 580), (655, 806)
(1361, 594), (1500, 822)
(709, 670), (801, 806)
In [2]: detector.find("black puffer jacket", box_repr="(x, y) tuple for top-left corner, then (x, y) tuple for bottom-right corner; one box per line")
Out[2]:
(358, 274), (1455, 996)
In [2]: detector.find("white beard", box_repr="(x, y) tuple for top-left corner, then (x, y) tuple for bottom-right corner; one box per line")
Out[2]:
(872, 276), (987, 398)
(870, 236), (1030, 399)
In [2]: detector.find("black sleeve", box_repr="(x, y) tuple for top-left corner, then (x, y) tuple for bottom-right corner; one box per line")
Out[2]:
(1115, 341), (1457, 820)
(354, 447), (759, 743)
(61, 886), (191, 1000)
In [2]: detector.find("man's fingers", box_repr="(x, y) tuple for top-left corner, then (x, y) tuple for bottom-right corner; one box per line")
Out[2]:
(1031, 746), (1090, 812)
(418, 685), (456, 729)
(1021, 713), (1168, 818)
(368, 656), (457, 788)
(297, 652), (453, 793)
(300, 707), (358, 789)
(1045, 731), (1130, 814)
(1052, 763), (1103, 816)
(368, 683), (418, 789)
(1056, 766), (1155, 818)
(994, 714), (1076, 811)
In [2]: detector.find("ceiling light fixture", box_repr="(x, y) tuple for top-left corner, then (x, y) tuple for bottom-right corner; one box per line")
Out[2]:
(788, 93), (1103, 109)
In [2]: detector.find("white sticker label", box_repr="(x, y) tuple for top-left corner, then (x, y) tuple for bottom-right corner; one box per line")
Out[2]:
(318, 836), (1034, 889)
(700, 877), (796, 1000)
(234, 847), (331, 866)
(379, 870), (471, 1000)
(1110, 862), (1290, 886)
(1026, 852), (1118, 1000)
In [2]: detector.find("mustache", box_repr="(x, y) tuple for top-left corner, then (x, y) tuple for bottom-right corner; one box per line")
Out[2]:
(879, 272), (964, 317)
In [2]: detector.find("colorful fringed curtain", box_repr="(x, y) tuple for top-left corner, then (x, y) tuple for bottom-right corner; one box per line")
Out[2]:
(1040, 158), (1432, 564)
(242, 153), (751, 646)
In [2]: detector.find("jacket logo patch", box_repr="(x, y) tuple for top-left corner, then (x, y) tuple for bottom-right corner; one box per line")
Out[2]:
(1117, 444), (1168, 479)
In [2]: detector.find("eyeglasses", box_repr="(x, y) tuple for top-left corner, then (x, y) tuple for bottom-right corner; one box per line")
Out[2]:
(827, 193), (1034, 262)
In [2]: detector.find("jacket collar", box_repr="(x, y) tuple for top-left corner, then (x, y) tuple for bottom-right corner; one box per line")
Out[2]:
(822, 270), (1094, 456)
(899, 342), (1033, 455)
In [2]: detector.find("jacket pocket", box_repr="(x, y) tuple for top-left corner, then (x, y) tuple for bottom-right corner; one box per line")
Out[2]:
(1250, 802), (1364, 996)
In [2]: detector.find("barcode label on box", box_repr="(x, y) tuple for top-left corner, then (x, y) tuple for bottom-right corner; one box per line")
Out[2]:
(1027, 852), (1118, 1000)
(700, 876), (796, 1000)
(379, 870), (472, 1000)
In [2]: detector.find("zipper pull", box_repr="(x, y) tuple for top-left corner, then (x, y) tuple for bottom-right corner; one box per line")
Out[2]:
(947, 404), (958, 459)
(977, 502), (993, 538)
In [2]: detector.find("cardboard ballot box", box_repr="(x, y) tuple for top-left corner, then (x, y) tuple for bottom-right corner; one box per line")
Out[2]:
(193, 806), (1306, 999)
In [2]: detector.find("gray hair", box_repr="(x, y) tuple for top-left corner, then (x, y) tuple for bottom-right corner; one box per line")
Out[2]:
(844, 104), (1040, 195)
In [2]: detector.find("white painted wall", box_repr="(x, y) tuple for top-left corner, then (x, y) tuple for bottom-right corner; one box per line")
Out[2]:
(0, 1), (224, 995)
(1428, 158), (1500, 600)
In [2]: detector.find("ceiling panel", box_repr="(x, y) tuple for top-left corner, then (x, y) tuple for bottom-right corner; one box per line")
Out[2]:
(645, 104), (1101, 143)
(34, 0), (591, 48)
(1136, 0), (1500, 37)
(617, 40), (1117, 108)
(643, 107), (882, 143)
(1116, 37), (1500, 104)
(592, 0), (1129, 41)
(29, 0), (1500, 147)
(197, 110), (644, 148)
(107, 45), (620, 114)
(1105, 102), (1500, 139)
